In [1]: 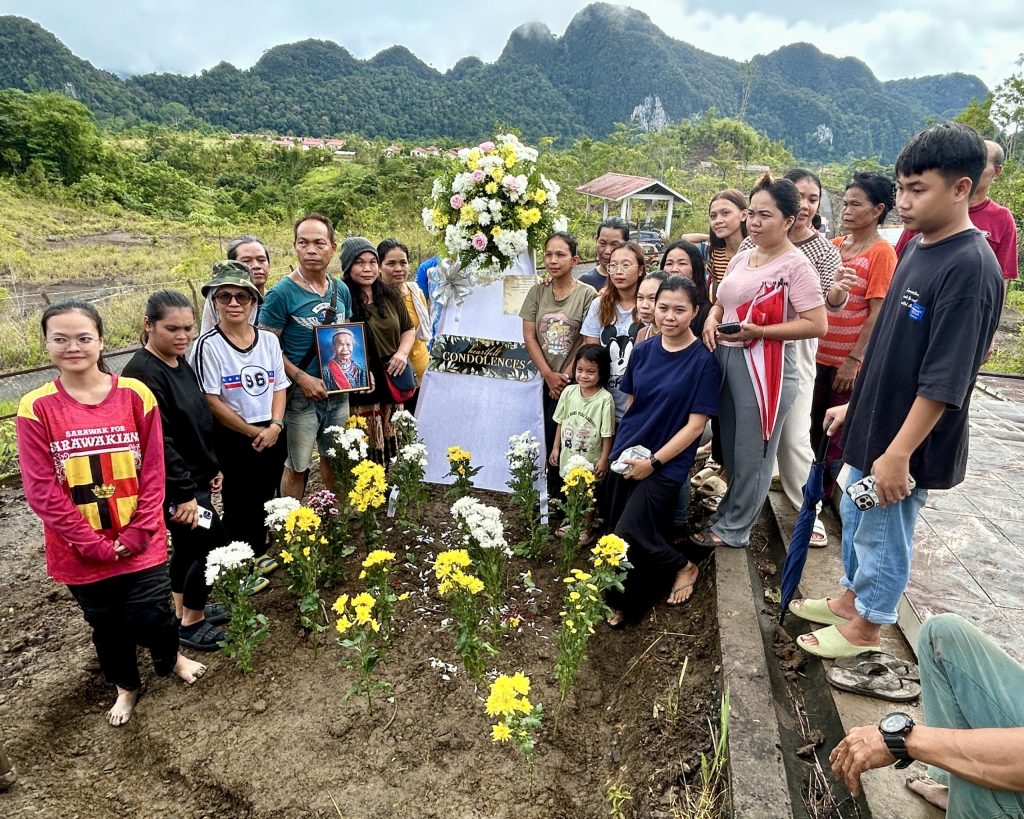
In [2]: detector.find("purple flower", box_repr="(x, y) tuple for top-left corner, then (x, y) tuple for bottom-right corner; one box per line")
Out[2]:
(471, 232), (488, 251)
(470, 169), (486, 183)
(450, 194), (464, 209)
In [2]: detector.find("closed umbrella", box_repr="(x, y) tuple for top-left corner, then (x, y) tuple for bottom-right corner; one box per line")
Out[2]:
(779, 428), (832, 623)
(738, 278), (786, 455)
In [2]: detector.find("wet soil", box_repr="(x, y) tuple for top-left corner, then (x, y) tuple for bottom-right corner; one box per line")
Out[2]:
(0, 483), (721, 818)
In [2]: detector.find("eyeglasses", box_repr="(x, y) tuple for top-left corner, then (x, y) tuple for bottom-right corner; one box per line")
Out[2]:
(46, 335), (98, 348)
(607, 262), (636, 272)
(214, 292), (255, 306)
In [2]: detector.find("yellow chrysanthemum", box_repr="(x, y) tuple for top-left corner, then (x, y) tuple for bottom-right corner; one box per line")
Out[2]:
(349, 460), (387, 512)
(432, 208), (447, 229)
(485, 181), (498, 195)
(446, 446), (471, 463)
(280, 549), (294, 564)
(345, 415), (367, 430)
(460, 204), (477, 224)
(434, 549), (472, 580)
(284, 506), (321, 534)
(490, 166), (505, 183)
(515, 206), (542, 228)
(302, 546), (311, 558)
(362, 550), (396, 569)
(491, 722), (512, 742)
(332, 594), (349, 614)
(532, 188), (548, 204)
(352, 592), (375, 610)
(491, 225), (503, 236)
(335, 616), (353, 634)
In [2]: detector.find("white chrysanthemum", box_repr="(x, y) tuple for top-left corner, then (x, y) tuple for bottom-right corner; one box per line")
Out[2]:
(451, 171), (472, 194)
(505, 430), (540, 470)
(264, 496), (301, 528)
(325, 426), (369, 462)
(392, 409), (418, 431)
(431, 179), (444, 200)
(565, 454), (595, 473)
(451, 497), (511, 557)
(476, 211), (492, 226)
(422, 207), (437, 233)
(553, 215), (569, 233)
(470, 197), (489, 212)
(205, 541), (255, 586)
(398, 442), (428, 469)
(444, 224), (470, 254)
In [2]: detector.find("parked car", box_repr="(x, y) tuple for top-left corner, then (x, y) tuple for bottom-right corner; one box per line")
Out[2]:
(630, 230), (664, 250)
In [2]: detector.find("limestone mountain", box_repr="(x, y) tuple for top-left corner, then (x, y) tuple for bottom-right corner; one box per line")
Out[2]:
(0, 6), (989, 161)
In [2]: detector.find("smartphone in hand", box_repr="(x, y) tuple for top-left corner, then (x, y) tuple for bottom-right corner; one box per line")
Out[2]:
(717, 322), (742, 335)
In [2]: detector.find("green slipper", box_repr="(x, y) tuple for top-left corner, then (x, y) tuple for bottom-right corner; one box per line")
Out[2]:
(797, 625), (880, 659)
(787, 597), (848, 626)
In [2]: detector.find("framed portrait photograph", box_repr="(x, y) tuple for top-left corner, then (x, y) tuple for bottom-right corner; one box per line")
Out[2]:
(316, 322), (370, 394)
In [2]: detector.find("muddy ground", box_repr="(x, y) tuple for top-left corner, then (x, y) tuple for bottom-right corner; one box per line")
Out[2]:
(0, 483), (722, 819)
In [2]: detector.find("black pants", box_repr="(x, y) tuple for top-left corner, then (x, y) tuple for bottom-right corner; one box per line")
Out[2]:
(604, 471), (690, 621)
(67, 564), (179, 691)
(215, 424), (287, 559)
(167, 488), (227, 611)
(542, 389), (563, 503)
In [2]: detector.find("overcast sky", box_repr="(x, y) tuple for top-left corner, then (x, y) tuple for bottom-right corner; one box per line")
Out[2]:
(3, 0), (1020, 89)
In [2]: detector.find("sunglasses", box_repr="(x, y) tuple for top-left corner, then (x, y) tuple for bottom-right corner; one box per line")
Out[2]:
(214, 292), (255, 306)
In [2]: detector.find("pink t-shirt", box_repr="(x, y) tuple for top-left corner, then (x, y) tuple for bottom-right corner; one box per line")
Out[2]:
(716, 248), (825, 347)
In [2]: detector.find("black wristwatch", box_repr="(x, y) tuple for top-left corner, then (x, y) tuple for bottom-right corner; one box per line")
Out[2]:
(879, 712), (915, 769)
(649, 455), (664, 472)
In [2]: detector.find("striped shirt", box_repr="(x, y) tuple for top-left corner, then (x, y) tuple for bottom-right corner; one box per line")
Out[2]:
(817, 238), (897, 368)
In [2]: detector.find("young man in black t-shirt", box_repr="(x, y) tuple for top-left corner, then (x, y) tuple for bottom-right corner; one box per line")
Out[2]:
(790, 123), (1003, 659)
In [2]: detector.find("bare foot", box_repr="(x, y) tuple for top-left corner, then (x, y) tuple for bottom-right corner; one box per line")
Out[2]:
(173, 653), (208, 685)
(606, 609), (626, 628)
(667, 562), (700, 605)
(107, 687), (139, 726)
(906, 776), (949, 811)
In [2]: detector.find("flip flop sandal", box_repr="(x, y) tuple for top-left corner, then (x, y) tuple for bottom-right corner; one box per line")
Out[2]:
(810, 520), (829, 548)
(698, 476), (727, 497)
(606, 611), (628, 630)
(787, 597), (849, 626)
(254, 555), (279, 576)
(797, 625), (880, 659)
(178, 620), (225, 652)
(667, 566), (700, 606)
(834, 652), (920, 682)
(826, 664), (922, 702)
(690, 466), (718, 488)
(700, 495), (722, 513)
(689, 528), (725, 549)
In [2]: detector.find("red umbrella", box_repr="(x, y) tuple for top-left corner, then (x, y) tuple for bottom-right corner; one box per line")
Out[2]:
(737, 278), (787, 455)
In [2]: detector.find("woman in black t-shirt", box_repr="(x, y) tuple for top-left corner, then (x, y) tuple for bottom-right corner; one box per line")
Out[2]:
(122, 291), (230, 652)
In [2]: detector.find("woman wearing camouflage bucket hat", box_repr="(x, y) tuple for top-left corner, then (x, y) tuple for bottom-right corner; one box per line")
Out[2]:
(189, 261), (290, 586)
(341, 237), (416, 464)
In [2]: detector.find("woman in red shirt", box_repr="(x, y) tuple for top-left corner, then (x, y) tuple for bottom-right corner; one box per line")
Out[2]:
(17, 300), (207, 726)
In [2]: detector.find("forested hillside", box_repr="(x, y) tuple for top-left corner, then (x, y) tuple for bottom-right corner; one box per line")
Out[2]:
(0, 5), (988, 161)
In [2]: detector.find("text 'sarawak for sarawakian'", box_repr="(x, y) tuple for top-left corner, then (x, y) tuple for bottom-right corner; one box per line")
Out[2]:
(50, 426), (140, 453)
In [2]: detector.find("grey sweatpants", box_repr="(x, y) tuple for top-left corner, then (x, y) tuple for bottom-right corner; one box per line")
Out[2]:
(711, 343), (798, 547)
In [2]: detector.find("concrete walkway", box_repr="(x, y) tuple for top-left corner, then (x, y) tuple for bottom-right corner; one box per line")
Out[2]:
(900, 375), (1024, 663)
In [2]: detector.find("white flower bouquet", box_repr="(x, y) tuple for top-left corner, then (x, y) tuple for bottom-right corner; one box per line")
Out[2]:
(422, 134), (568, 285)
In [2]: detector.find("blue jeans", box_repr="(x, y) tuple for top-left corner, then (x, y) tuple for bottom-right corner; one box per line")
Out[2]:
(838, 466), (928, 624)
(284, 389), (349, 473)
(918, 614), (1024, 818)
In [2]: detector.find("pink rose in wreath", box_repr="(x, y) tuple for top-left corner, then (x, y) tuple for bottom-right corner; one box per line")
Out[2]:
(450, 194), (464, 209)
(471, 232), (488, 251)
(470, 169), (486, 183)
(479, 141), (496, 153)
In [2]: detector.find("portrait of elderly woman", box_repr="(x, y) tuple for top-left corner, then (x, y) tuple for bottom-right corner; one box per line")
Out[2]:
(317, 324), (369, 394)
